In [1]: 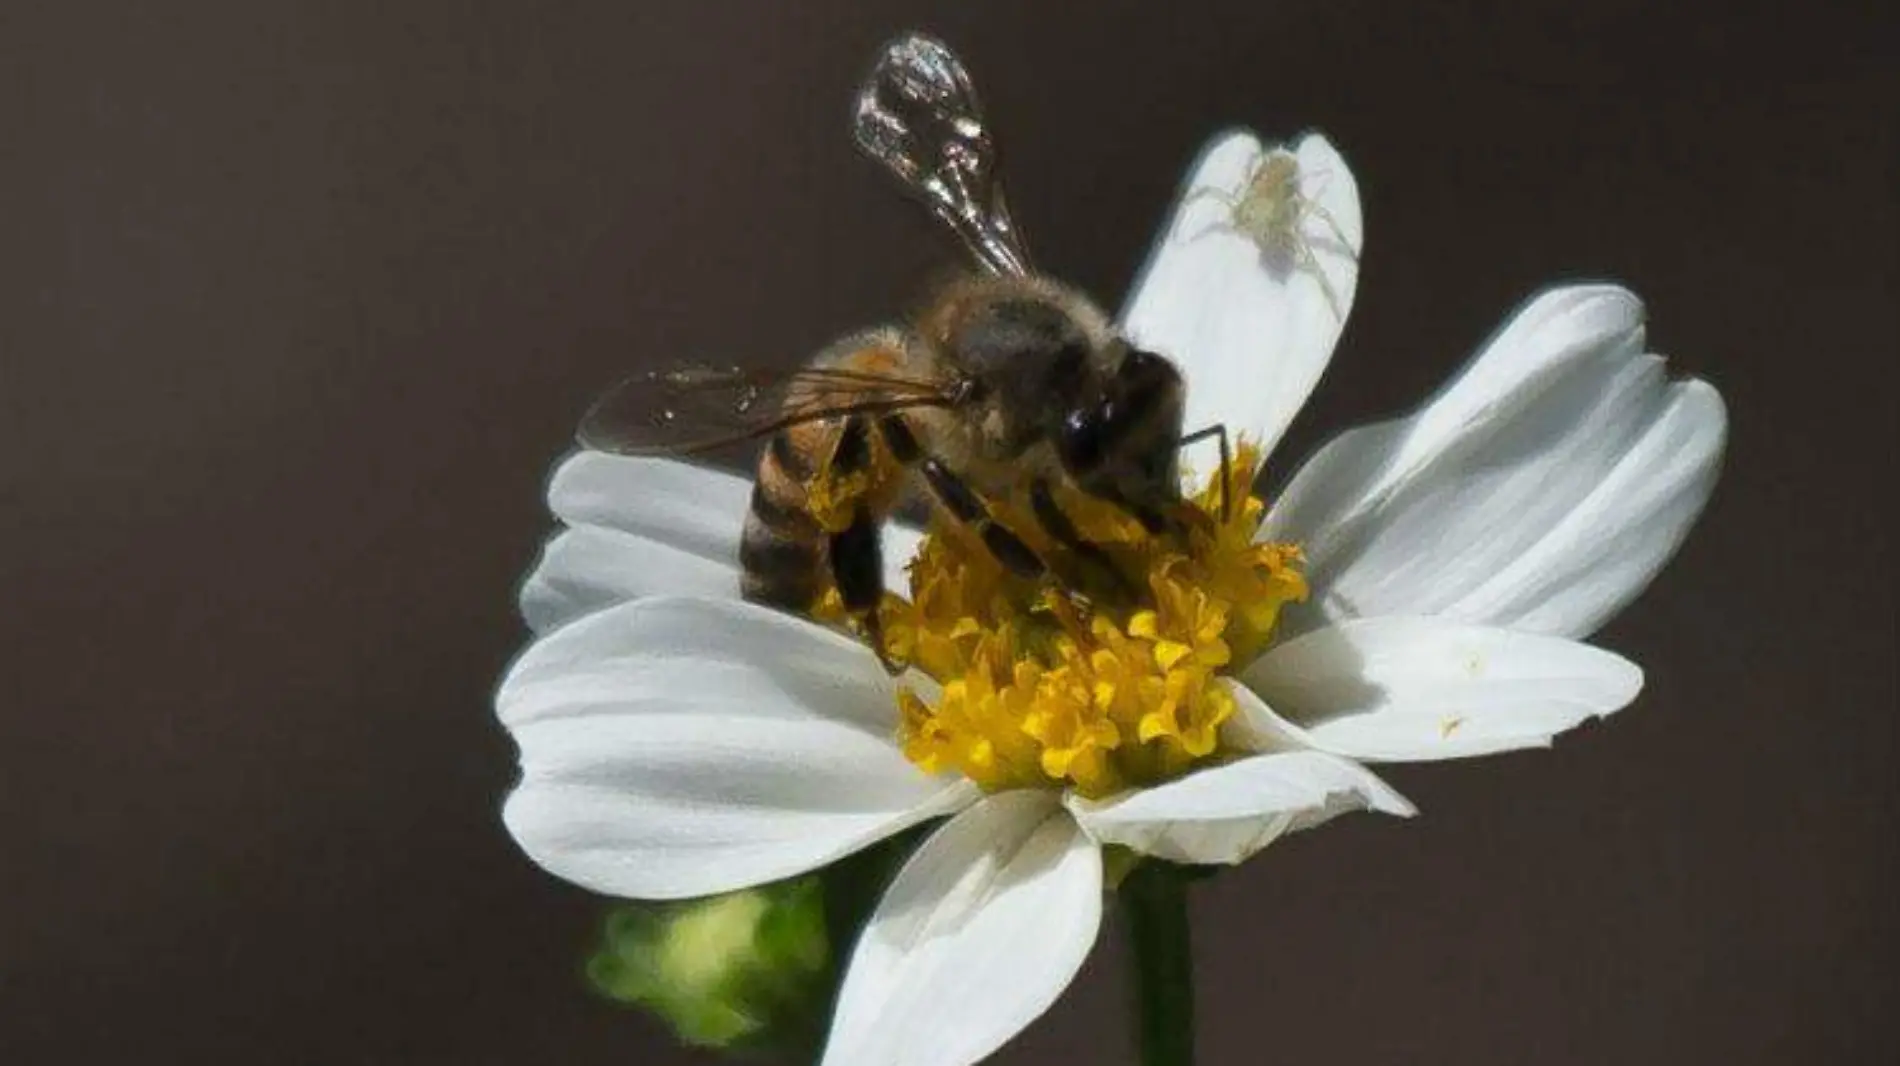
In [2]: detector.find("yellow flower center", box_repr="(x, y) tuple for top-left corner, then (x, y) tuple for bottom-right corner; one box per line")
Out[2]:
(839, 442), (1306, 799)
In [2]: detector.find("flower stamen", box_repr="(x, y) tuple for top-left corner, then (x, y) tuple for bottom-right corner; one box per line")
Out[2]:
(885, 442), (1305, 799)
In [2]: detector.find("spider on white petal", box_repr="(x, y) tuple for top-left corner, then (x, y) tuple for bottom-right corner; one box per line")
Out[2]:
(1181, 146), (1359, 321)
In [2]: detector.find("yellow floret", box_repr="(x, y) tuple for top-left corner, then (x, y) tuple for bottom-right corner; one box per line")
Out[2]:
(882, 439), (1304, 798)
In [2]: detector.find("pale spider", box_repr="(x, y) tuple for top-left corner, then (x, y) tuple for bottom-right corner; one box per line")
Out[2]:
(1183, 147), (1358, 321)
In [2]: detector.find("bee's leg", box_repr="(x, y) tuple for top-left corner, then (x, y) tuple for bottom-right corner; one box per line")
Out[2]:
(1029, 478), (1138, 601)
(875, 413), (924, 465)
(882, 414), (1085, 615)
(827, 416), (900, 674)
(918, 458), (1048, 582)
(1177, 422), (1233, 523)
(831, 413), (874, 475)
(828, 504), (900, 674)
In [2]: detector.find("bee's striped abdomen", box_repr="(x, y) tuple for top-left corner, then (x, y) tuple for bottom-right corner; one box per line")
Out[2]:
(740, 427), (827, 610)
(738, 330), (917, 617)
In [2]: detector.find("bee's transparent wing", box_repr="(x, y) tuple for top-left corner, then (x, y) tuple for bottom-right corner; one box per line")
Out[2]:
(578, 364), (956, 456)
(852, 32), (1032, 276)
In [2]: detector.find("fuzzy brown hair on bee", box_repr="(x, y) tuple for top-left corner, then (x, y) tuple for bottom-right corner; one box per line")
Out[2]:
(732, 274), (1191, 644)
(577, 34), (1222, 667)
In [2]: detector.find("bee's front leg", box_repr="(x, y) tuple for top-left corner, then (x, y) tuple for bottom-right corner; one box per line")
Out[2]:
(918, 458), (1047, 581)
(1029, 478), (1139, 602)
(910, 460), (1111, 635)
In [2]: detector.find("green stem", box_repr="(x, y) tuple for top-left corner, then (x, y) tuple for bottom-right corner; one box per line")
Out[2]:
(1122, 862), (1195, 1066)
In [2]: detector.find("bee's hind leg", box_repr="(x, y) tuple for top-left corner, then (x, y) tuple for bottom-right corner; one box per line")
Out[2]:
(1177, 422), (1233, 524)
(829, 503), (902, 674)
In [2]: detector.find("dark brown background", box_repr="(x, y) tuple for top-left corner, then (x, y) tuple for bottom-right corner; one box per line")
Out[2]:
(2, 1), (1893, 1063)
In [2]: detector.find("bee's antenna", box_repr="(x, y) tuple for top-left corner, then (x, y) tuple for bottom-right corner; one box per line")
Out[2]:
(852, 32), (1033, 277)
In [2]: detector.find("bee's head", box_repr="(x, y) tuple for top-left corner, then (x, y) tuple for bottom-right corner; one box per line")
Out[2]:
(1053, 344), (1187, 531)
(933, 280), (1107, 454)
(928, 279), (1187, 528)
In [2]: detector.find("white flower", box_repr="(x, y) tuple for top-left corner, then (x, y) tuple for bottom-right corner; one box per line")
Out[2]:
(499, 131), (1726, 1066)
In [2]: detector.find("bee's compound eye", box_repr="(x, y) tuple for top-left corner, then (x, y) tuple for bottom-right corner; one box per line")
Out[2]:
(1120, 348), (1179, 388)
(1058, 406), (1106, 474)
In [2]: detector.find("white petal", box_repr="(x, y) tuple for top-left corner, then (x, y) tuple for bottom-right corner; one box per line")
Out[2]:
(519, 523), (737, 632)
(1067, 746), (1413, 865)
(1241, 616), (1644, 762)
(548, 450), (754, 551)
(1444, 379), (1726, 634)
(1266, 284), (1726, 639)
(1120, 130), (1363, 459)
(520, 451), (925, 633)
(498, 596), (971, 900)
(822, 793), (1101, 1066)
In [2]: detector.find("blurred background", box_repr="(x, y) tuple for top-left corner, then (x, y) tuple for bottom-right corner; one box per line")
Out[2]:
(2, 1), (1893, 1062)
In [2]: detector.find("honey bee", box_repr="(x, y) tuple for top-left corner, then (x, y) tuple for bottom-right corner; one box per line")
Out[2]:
(1185, 146), (1358, 320)
(581, 34), (1226, 662)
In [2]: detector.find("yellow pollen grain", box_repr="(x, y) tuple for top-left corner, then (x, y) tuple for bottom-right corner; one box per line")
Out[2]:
(883, 440), (1306, 799)
(805, 434), (905, 534)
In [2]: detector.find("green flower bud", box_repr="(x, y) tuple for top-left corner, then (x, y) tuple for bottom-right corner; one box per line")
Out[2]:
(583, 826), (937, 1059)
(587, 876), (829, 1055)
